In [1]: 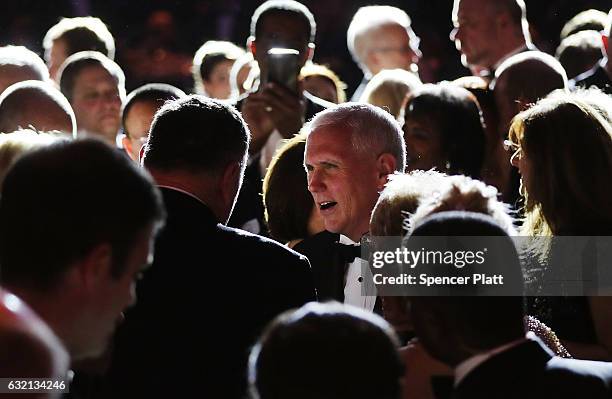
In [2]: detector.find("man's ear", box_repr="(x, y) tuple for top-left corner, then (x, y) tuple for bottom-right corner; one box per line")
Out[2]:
(75, 243), (113, 292)
(121, 136), (134, 161)
(247, 36), (256, 57)
(376, 153), (397, 190)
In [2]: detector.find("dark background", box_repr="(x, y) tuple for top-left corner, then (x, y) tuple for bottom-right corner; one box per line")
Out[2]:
(1, 0), (610, 95)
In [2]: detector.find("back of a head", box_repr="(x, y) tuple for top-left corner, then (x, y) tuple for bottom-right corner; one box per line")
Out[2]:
(0, 138), (165, 292)
(560, 9), (609, 40)
(143, 95), (250, 174)
(58, 51), (125, 103)
(407, 212), (525, 356)
(0, 80), (76, 136)
(403, 83), (486, 178)
(409, 175), (515, 235)
(121, 83), (186, 136)
(251, 0), (316, 43)
(360, 69), (422, 118)
(555, 30), (603, 79)
(249, 302), (403, 399)
(0, 46), (49, 94)
(494, 51), (568, 108)
(306, 102), (406, 172)
(263, 134), (311, 243)
(43, 17), (115, 60)
(370, 170), (449, 237)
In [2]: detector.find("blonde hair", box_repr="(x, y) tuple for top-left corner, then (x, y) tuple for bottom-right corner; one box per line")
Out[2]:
(370, 170), (448, 236)
(0, 130), (60, 187)
(360, 69), (421, 118)
(409, 175), (516, 235)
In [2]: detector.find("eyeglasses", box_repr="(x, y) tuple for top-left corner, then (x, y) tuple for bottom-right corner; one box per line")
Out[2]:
(502, 140), (519, 152)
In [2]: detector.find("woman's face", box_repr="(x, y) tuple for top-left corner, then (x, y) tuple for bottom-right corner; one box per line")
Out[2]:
(510, 142), (534, 200)
(402, 113), (444, 173)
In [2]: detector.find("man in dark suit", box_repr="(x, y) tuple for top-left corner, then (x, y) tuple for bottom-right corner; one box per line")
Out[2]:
(407, 212), (612, 399)
(104, 95), (316, 398)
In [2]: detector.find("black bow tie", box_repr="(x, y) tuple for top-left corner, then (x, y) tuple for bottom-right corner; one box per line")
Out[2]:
(336, 242), (361, 264)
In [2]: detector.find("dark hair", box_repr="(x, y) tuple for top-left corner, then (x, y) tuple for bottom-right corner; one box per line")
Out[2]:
(263, 134), (312, 242)
(560, 9), (609, 40)
(555, 30), (603, 80)
(143, 95), (250, 173)
(0, 138), (165, 292)
(404, 83), (486, 178)
(43, 17), (115, 60)
(251, 0), (316, 43)
(407, 211), (525, 350)
(121, 83), (186, 138)
(58, 51), (125, 103)
(249, 302), (403, 399)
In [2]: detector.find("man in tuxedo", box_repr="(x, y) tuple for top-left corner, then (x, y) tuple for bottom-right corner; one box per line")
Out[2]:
(347, 5), (422, 101)
(304, 103), (405, 310)
(104, 95), (316, 398)
(451, 0), (534, 78)
(408, 212), (612, 399)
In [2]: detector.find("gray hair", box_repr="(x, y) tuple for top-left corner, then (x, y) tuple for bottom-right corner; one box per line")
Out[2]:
(305, 102), (406, 171)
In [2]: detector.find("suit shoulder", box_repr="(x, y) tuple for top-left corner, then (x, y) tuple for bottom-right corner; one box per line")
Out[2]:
(218, 225), (310, 264)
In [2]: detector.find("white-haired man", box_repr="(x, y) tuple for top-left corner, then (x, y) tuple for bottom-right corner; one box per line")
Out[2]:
(304, 103), (406, 310)
(347, 5), (422, 101)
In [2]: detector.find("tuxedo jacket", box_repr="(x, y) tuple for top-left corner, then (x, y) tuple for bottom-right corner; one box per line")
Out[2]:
(103, 188), (316, 398)
(452, 338), (612, 399)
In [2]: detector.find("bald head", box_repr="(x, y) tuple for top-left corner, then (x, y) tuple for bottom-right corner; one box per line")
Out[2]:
(0, 290), (69, 385)
(0, 81), (76, 136)
(0, 46), (49, 95)
(493, 51), (568, 133)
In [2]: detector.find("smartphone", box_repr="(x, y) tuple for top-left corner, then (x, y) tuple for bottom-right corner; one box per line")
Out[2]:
(264, 48), (300, 94)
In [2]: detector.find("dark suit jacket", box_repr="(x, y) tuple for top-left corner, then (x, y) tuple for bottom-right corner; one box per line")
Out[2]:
(452, 338), (612, 399)
(102, 188), (316, 398)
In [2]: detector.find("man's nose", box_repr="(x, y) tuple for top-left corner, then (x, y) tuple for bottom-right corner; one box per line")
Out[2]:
(449, 27), (458, 42)
(307, 170), (324, 193)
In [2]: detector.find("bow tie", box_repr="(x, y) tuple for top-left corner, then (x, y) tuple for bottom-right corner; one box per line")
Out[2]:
(336, 242), (361, 264)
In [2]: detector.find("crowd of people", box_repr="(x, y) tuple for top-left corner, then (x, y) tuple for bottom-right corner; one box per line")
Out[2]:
(0, 0), (611, 398)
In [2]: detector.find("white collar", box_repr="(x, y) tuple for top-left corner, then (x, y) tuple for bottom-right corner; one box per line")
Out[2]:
(454, 332), (533, 387)
(339, 234), (360, 246)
